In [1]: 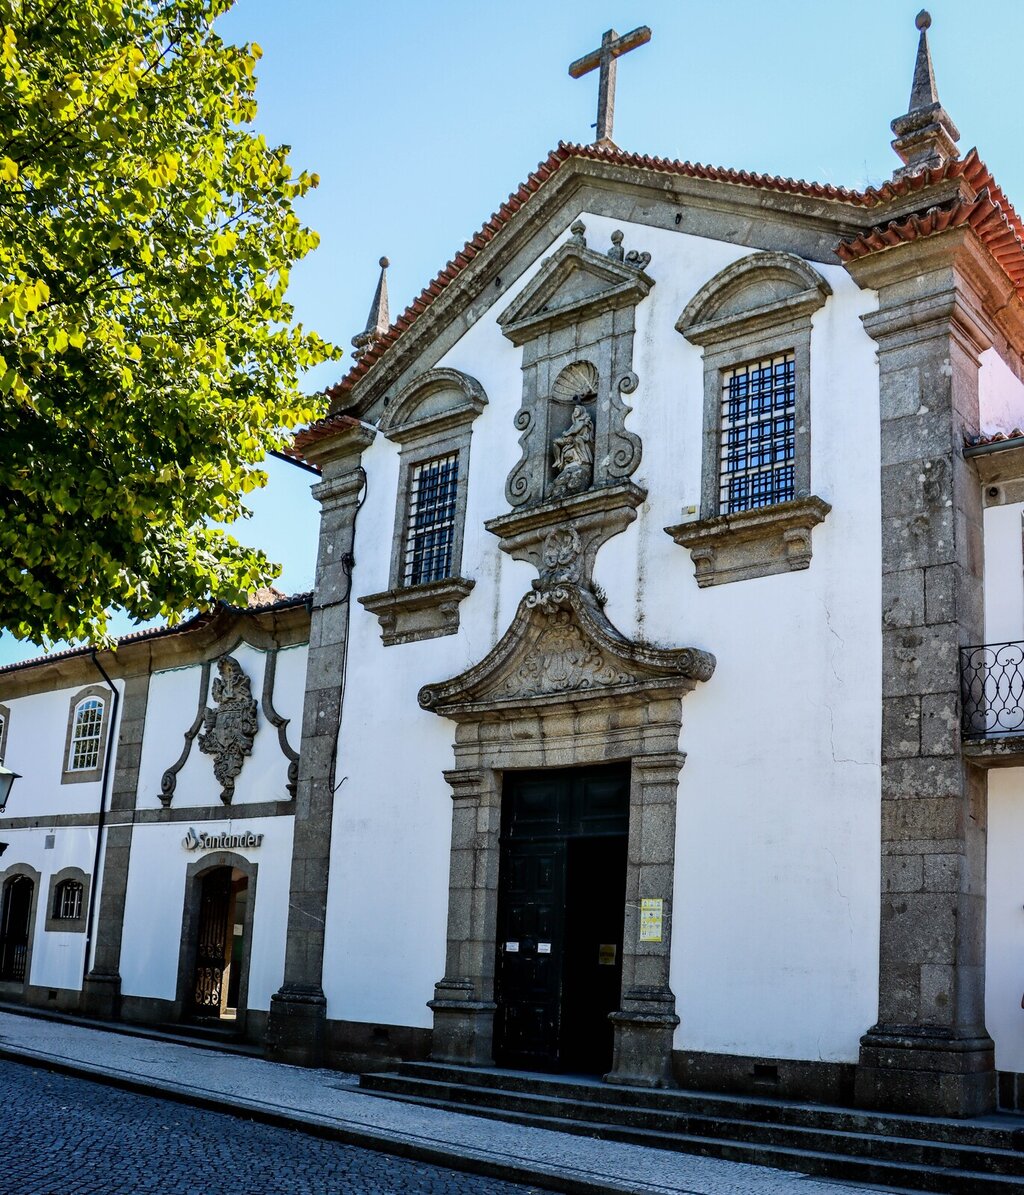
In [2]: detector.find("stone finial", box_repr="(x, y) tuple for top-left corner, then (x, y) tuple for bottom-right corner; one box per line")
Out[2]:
(890, 10), (960, 179)
(351, 255), (391, 360)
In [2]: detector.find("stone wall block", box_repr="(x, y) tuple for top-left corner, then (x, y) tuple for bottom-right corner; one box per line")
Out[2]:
(882, 630), (961, 700)
(881, 793), (964, 841)
(878, 413), (954, 468)
(920, 693), (961, 758)
(879, 894), (956, 966)
(922, 852), (966, 894)
(924, 564), (959, 626)
(883, 696), (921, 758)
(883, 854), (923, 893)
(881, 569), (925, 628)
(880, 509), (957, 572)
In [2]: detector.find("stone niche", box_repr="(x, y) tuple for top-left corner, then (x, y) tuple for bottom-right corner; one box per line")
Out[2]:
(487, 220), (653, 573)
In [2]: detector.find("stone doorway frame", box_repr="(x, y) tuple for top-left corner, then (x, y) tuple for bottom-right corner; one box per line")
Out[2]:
(174, 851), (258, 1030)
(427, 686), (692, 1088)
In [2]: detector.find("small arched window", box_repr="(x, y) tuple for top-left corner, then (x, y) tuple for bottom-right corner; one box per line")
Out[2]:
(53, 879), (83, 922)
(68, 698), (104, 772)
(61, 685), (110, 784)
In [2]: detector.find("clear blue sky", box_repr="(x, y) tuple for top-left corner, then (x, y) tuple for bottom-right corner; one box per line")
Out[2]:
(3, 0), (1020, 666)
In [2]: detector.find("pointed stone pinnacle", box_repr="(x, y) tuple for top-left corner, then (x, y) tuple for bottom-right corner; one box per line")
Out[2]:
(351, 256), (391, 360)
(908, 10), (939, 111)
(890, 9), (960, 179)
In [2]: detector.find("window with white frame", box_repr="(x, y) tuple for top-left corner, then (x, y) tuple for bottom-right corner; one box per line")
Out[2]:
(53, 879), (83, 922)
(719, 353), (796, 515)
(68, 698), (104, 772)
(403, 452), (460, 586)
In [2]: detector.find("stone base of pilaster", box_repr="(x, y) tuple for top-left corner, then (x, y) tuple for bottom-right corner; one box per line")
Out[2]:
(855, 1024), (996, 1117)
(428, 978), (496, 1066)
(80, 971), (122, 1020)
(605, 986), (679, 1089)
(265, 984), (327, 1067)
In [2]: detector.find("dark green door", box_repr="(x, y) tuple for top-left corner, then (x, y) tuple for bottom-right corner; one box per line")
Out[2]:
(494, 764), (629, 1073)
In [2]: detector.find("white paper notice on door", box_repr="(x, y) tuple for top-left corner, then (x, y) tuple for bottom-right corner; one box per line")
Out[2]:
(639, 897), (663, 943)
(505, 941), (519, 952)
(538, 942), (551, 954)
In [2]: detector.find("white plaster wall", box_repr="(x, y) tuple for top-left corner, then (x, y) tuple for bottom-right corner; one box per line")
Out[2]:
(987, 768), (1024, 1072)
(323, 212), (883, 1062)
(984, 501), (1024, 644)
(979, 348), (1024, 436)
(135, 643), (306, 810)
(0, 824), (98, 991)
(0, 678), (124, 822)
(119, 815), (292, 1011)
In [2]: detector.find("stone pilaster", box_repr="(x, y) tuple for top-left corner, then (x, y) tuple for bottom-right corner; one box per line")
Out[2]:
(265, 421), (375, 1066)
(607, 751), (685, 1089)
(845, 232), (995, 1116)
(81, 672), (150, 1019)
(427, 767), (501, 1066)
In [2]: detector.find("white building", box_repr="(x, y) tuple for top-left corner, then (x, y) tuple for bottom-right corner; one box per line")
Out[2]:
(4, 16), (1024, 1119)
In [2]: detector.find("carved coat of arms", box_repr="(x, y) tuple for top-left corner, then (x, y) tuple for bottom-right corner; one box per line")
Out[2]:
(198, 655), (258, 804)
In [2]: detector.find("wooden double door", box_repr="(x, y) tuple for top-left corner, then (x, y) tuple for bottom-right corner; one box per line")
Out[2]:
(494, 764), (629, 1074)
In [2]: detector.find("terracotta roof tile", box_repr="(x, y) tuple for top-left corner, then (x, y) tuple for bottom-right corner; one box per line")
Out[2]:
(0, 592), (311, 678)
(837, 185), (1024, 290)
(967, 428), (1024, 447)
(294, 143), (1024, 458)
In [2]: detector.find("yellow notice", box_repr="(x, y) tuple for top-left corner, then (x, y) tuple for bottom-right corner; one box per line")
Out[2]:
(639, 897), (663, 943)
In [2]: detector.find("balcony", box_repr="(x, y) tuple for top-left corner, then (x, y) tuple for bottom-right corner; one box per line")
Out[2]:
(961, 641), (1024, 767)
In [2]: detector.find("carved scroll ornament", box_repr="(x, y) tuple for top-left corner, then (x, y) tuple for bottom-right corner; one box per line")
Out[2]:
(198, 656), (258, 805)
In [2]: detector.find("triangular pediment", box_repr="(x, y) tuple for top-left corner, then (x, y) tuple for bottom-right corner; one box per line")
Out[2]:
(418, 585), (713, 719)
(497, 239), (653, 346)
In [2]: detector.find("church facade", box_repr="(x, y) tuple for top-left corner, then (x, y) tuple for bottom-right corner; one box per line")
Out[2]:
(3, 15), (1024, 1119)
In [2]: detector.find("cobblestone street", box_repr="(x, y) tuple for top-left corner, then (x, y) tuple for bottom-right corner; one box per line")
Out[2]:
(2, 1060), (544, 1195)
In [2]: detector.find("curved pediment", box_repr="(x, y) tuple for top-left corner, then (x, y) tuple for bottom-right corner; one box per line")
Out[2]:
(378, 367), (487, 443)
(419, 585), (714, 719)
(498, 223), (653, 347)
(676, 251), (831, 348)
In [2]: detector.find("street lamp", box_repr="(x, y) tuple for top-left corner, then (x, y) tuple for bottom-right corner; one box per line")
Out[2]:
(0, 764), (21, 812)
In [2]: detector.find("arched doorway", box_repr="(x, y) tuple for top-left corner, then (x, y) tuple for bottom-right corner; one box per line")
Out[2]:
(0, 875), (35, 982)
(185, 865), (251, 1024)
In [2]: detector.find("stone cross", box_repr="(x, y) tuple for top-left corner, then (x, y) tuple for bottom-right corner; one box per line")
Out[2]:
(568, 26), (651, 146)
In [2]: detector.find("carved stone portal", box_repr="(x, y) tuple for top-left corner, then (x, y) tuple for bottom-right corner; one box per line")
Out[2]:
(198, 656), (258, 805)
(419, 584), (715, 1086)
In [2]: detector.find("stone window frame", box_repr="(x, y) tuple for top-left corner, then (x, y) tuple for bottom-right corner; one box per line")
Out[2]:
(61, 684), (110, 785)
(0, 702), (9, 764)
(668, 251), (833, 587)
(44, 866), (91, 934)
(0, 863), (40, 993)
(359, 368), (486, 646)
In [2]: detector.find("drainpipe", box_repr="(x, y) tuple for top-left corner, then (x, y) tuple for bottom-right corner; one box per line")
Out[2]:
(82, 650), (120, 988)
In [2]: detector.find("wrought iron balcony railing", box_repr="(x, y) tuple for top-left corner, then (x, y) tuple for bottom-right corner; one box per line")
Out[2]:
(961, 640), (1024, 738)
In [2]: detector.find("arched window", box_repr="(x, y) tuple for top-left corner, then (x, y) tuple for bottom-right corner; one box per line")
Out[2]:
(62, 685), (110, 784)
(53, 879), (83, 922)
(44, 868), (90, 933)
(69, 699), (103, 771)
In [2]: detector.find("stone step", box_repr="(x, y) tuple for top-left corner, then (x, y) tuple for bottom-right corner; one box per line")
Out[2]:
(391, 1061), (1024, 1151)
(361, 1071), (1024, 1179)
(360, 1067), (1024, 1192)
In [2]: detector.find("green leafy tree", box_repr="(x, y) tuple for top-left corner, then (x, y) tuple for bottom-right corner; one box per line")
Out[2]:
(0, 0), (335, 646)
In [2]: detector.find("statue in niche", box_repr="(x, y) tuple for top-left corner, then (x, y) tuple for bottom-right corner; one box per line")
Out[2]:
(551, 403), (594, 497)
